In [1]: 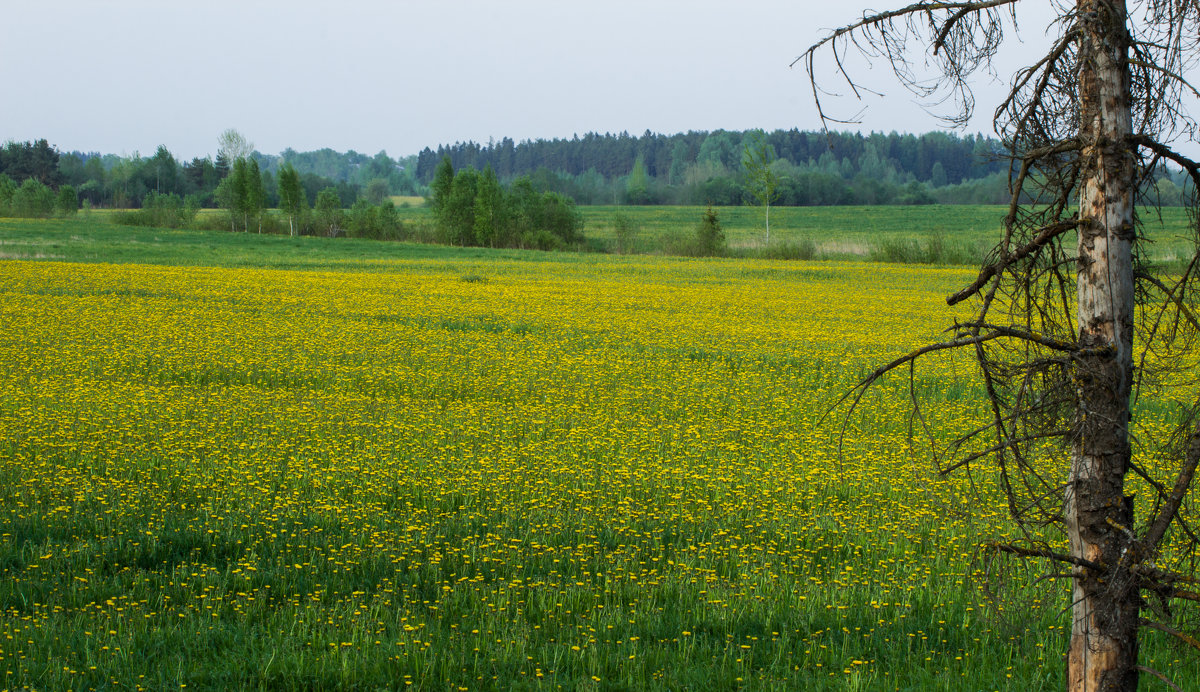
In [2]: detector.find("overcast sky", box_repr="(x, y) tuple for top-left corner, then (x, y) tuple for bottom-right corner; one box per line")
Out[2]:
(2, 1), (1061, 161)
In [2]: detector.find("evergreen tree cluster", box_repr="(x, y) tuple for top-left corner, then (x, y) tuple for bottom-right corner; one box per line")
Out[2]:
(415, 128), (1194, 207)
(418, 129), (1001, 184)
(430, 158), (584, 250)
(0, 139), (62, 186)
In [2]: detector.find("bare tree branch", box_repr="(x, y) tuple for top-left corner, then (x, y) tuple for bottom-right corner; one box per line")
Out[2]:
(793, 0), (1021, 69)
(1128, 56), (1200, 98)
(796, 0), (1021, 129)
(1135, 664), (1186, 692)
(1129, 134), (1200, 189)
(1142, 419), (1200, 553)
(947, 216), (1080, 305)
(939, 429), (1071, 475)
(1141, 619), (1200, 652)
(988, 542), (1105, 571)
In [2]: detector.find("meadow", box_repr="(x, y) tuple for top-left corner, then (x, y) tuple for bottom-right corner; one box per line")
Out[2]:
(390, 203), (1199, 265)
(36, 204), (1197, 266)
(1, 217), (1198, 690)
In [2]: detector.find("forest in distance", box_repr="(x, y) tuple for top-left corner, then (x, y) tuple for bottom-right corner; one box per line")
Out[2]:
(4, 127), (1196, 216)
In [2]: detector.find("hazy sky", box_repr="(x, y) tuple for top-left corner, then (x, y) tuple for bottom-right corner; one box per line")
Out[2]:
(2, 1), (1060, 161)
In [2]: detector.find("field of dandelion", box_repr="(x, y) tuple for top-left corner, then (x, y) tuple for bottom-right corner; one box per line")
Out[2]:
(2, 218), (1199, 690)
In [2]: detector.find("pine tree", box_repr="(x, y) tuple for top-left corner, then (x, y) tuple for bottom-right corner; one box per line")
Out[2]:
(430, 156), (455, 216)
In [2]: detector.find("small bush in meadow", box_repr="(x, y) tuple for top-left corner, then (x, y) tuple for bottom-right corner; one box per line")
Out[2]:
(758, 239), (818, 261)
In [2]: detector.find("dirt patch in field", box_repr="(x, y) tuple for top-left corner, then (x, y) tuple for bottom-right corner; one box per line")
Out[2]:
(818, 241), (870, 256)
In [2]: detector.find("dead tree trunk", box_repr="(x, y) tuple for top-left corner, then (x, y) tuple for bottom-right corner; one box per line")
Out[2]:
(804, 3), (1200, 687)
(1067, 0), (1138, 689)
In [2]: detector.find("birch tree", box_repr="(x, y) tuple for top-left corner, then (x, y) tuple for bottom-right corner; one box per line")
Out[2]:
(217, 129), (253, 167)
(245, 158), (266, 233)
(277, 163), (306, 237)
(804, 2), (1200, 689)
(742, 131), (780, 245)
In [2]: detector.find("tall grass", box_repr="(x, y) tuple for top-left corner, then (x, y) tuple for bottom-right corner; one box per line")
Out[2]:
(868, 231), (988, 265)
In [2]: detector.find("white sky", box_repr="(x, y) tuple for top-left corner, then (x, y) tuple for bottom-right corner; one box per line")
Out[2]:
(2, 1), (1062, 161)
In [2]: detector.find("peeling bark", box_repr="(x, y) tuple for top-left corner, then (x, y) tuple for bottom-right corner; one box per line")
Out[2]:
(1066, 1), (1139, 689)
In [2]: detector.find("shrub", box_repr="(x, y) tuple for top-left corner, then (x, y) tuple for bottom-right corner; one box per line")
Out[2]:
(112, 192), (200, 229)
(11, 179), (55, 218)
(407, 219), (441, 244)
(759, 239), (818, 261)
(56, 185), (78, 217)
(193, 212), (235, 233)
(255, 212), (286, 236)
(0, 174), (16, 214)
(869, 230), (980, 265)
(870, 237), (927, 264)
(520, 229), (564, 251)
(612, 212), (639, 254)
(346, 200), (406, 240)
(536, 192), (584, 244)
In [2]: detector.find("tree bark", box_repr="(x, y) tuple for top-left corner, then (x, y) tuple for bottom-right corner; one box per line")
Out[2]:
(766, 202), (771, 246)
(1067, 1), (1139, 689)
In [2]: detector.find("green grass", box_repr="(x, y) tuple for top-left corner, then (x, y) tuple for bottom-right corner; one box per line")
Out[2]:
(578, 205), (1006, 252)
(1, 215), (1198, 690)
(0, 217), (592, 272)
(9, 204), (1193, 270)
(389, 203), (1197, 264)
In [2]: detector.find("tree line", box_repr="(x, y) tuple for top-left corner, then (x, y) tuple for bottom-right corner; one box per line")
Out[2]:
(0, 138), (418, 214)
(4, 129), (1194, 220)
(419, 128), (1004, 183)
(416, 128), (1196, 207)
(415, 129), (1005, 205)
(0, 137), (408, 241)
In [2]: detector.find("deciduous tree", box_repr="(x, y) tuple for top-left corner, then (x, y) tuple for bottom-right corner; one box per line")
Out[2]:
(215, 158), (249, 232)
(473, 165), (506, 247)
(246, 158), (266, 233)
(443, 168), (480, 246)
(55, 185), (77, 217)
(742, 131), (780, 245)
(217, 129), (253, 166)
(11, 178), (54, 217)
(277, 163), (306, 237)
(626, 155), (650, 204)
(313, 187), (343, 237)
(365, 178), (390, 205)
